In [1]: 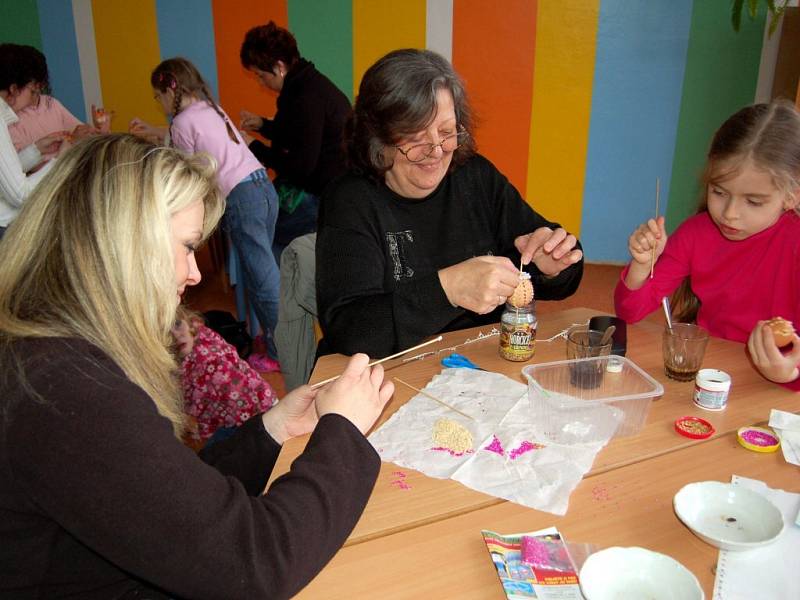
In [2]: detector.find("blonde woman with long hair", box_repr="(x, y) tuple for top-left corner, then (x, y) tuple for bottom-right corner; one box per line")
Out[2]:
(0, 134), (393, 599)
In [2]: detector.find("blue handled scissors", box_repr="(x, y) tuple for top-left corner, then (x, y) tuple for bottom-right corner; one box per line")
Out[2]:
(441, 353), (485, 370)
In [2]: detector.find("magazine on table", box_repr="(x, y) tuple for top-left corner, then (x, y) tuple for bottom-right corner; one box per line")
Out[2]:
(481, 527), (584, 599)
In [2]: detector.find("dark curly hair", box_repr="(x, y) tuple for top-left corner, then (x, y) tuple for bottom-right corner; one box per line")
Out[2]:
(240, 21), (300, 73)
(0, 43), (50, 94)
(346, 49), (476, 182)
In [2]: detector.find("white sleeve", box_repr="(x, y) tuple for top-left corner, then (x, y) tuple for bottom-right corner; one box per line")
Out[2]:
(0, 124), (52, 209)
(17, 143), (42, 172)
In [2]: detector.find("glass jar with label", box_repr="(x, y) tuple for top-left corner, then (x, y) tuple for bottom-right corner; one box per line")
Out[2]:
(499, 301), (537, 361)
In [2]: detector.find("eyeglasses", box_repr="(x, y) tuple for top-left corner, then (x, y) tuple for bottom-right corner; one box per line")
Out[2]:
(394, 129), (469, 163)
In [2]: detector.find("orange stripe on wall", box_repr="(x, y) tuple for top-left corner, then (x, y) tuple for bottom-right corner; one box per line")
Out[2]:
(211, 0), (287, 127)
(452, 1), (537, 194)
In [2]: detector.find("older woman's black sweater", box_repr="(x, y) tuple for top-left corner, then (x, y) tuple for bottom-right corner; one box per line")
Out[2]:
(317, 154), (584, 357)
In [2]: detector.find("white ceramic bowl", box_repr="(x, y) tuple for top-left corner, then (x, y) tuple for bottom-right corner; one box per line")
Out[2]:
(673, 481), (784, 551)
(579, 546), (703, 600)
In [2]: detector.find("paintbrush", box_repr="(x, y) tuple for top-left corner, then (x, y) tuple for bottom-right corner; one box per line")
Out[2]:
(393, 377), (475, 421)
(311, 336), (444, 389)
(650, 177), (660, 279)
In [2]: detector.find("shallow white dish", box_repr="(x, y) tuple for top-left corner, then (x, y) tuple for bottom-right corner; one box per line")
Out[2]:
(673, 481), (784, 551)
(579, 546), (703, 600)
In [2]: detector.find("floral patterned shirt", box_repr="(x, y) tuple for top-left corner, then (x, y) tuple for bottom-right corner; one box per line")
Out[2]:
(181, 324), (277, 441)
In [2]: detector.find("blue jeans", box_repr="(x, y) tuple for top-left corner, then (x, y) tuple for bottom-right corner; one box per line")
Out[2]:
(273, 193), (319, 265)
(223, 170), (280, 358)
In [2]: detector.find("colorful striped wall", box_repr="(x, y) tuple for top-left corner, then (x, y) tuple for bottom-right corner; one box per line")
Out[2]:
(4, 0), (772, 263)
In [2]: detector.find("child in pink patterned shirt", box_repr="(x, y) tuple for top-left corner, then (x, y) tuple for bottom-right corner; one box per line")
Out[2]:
(173, 310), (277, 442)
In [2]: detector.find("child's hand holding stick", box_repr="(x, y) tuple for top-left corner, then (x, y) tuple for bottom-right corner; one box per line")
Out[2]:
(624, 215), (667, 290)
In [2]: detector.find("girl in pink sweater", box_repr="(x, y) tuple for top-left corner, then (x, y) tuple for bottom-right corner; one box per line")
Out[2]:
(615, 101), (800, 389)
(149, 58), (281, 364)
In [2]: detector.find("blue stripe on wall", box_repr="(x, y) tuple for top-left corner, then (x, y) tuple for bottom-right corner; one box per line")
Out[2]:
(37, 0), (86, 121)
(579, 0), (693, 263)
(155, 0), (219, 98)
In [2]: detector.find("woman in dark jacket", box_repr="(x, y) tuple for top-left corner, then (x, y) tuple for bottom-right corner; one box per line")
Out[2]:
(240, 21), (351, 260)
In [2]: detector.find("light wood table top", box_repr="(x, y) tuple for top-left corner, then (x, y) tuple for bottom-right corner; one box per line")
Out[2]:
(295, 432), (799, 599)
(269, 308), (798, 546)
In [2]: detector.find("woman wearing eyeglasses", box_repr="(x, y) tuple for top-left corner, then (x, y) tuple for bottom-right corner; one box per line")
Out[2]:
(316, 49), (584, 357)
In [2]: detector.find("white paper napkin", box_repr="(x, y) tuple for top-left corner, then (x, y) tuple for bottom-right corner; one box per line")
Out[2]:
(712, 475), (800, 600)
(768, 409), (800, 466)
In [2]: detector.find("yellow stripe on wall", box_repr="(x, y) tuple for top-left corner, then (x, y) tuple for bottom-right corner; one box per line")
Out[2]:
(526, 2), (599, 236)
(91, 1), (165, 132)
(352, 0), (426, 98)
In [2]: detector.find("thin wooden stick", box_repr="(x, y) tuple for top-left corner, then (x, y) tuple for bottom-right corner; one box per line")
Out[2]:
(649, 177), (661, 279)
(310, 335), (444, 389)
(393, 377), (475, 420)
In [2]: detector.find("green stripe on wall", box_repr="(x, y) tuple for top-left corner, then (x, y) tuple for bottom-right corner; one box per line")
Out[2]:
(288, 0), (353, 102)
(0, 0), (42, 48)
(666, 2), (765, 230)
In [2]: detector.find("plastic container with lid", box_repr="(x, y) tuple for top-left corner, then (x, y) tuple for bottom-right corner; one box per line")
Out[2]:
(522, 355), (664, 445)
(693, 369), (731, 411)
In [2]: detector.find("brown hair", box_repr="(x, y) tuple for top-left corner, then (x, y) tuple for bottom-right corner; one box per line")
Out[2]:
(240, 21), (300, 73)
(151, 57), (239, 145)
(671, 100), (800, 323)
(346, 49), (477, 182)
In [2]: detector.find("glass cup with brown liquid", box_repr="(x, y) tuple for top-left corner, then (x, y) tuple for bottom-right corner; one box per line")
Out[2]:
(662, 323), (709, 381)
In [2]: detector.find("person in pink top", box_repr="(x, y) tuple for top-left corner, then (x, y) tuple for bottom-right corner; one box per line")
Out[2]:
(148, 57), (281, 364)
(9, 95), (113, 160)
(615, 100), (800, 389)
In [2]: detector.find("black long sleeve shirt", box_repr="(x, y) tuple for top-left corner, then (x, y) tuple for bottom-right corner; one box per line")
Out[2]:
(248, 59), (351, 196)
(0, 337), (379, 599)
(316, 154), (584, 357)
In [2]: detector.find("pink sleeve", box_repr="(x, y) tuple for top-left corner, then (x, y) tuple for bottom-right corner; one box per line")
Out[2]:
(782, 251), (800, 392)
(614, 218), (695, 323)
(51, 98), (82, 132)
(168, 117), (195, 153)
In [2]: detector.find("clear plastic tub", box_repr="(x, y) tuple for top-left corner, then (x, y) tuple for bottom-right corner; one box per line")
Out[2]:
(522, 355), (664, 445)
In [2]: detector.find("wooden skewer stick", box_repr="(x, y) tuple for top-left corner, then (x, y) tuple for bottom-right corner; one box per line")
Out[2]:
(649, 177), (661, 279)
(393, 377), (475, 421)
(310, 336), (444, 389)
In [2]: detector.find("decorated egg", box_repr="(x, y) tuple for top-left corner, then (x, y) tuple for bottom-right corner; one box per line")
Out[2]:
(766, 316), (794, 347)
(509, 273), (533, 308)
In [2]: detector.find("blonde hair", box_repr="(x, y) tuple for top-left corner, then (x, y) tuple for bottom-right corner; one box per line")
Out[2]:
(0, 134), (224, 436)
(672, 100), (800, 323)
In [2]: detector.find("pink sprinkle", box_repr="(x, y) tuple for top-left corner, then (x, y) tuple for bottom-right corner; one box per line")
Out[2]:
(430, 446), (475, 457)
(484, 435), (505, 456)
(741, 429), (778, 446)
(509, 441), (544, 460)
(390, 480), (412, 491)
(592, 485), (610, 501)
(392, 471), (407, 479)
(521, 536), (549, 565)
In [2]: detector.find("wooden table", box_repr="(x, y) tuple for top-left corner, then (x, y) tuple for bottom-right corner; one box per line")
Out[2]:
(269, 308), (798, 547)
(294, 432), (799, 599)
